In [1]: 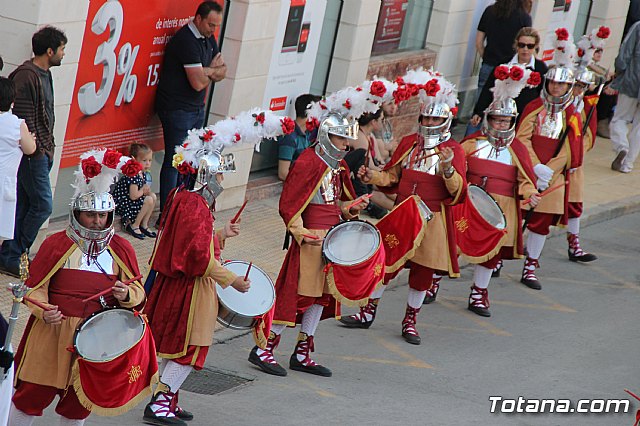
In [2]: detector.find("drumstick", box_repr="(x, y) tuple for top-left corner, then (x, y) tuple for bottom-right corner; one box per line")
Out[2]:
(347, 193), (373, 210)
(466, 143), (491, 157)
(302, 234), (321, 240)
(624, 389), (640, 401)
(522, 181), (567, 205)
(81, 274), (143, 303)
(22, 295), (55, 312)
(243, 262), (252, 281)
(230, 199), (248, 224)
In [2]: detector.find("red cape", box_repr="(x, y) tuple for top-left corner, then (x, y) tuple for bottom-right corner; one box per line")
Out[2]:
(145, 190), (213, 357)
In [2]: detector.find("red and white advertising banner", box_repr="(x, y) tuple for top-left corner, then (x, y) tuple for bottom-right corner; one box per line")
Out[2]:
(61, 0), (223, 168)
(371, 0), (409, 55)
(262, 0), (327, 118)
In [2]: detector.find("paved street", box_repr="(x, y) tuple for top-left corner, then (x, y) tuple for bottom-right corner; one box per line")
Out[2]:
(65, 210), (640, 426)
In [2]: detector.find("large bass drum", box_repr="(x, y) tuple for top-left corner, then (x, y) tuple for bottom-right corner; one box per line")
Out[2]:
(217, 261), (275, 330)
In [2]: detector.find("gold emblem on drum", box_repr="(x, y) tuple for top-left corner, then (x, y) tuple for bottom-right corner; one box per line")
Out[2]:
(455, 217), (470, 233)
(373, 263), (383, 277)
(384, 233), (400, 249)
(128, 365), (143, 383)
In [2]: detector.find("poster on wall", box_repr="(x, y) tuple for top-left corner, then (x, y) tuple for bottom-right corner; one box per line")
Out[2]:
(541, 0), (580, 61)
(371, 0), (409, 55)
(262, 0), (328, 118)
(60, 0), (224, 168)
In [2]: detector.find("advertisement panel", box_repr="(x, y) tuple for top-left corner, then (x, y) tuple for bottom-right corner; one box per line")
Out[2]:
(262, 0), (328, 118)
(371, 0), (409, 55)
(61, 0), (223, 168)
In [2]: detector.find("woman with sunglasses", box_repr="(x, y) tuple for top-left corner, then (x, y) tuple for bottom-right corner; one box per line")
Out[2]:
(468, 27), (548, 134)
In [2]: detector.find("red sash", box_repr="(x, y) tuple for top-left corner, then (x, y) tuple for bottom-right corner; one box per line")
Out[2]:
(397, 169), (450, 212)
(531, 134), (561, 164)
(49, 269), (117, 318)
(301, 204), (342, 229)
(466, 156), (518, 197)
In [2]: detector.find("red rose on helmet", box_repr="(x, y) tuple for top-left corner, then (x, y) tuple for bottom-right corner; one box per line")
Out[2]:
(450, 106), (459, 117)
(577, 48), (585, 57)
(494, 65), (510, 81)
(202, 130), (215, 142)
(424, 79), (441, 97)
(370, 81), (387, 97)
(597, 26), (610, 39)
(102, 149), (122, 169)
(121, 159), (143, 177)
(234, 133), (241, 142)
(393, 87), (411, 104)
(510, 66), (524, 81)
(343, 99), (352, 109)
(281, 117), (295, 134)
(81, 156), (102, 180)
(527, 71), (542, 87)
(555, 28), (569, 41)
(306, 117), (319, 131)
(254, 112), (266, 125)
(176, 162), (196, 176)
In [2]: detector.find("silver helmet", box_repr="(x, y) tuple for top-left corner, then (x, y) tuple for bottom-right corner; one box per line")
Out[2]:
(316, 111), (358, 168)
(574, 66), (594, 87)
(191, 150), (236, 210)
(418, 101), (452, 148)
(542, 67), (575, 113)
(481, 98), (517, 150)
(67, 191), (115, 257)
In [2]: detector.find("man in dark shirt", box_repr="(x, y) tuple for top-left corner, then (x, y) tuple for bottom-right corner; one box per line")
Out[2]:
(0, 26), (66, 278)
(156, 1), (227, 213)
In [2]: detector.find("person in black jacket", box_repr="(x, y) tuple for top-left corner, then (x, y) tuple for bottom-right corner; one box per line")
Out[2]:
(469, 27), (547, 131)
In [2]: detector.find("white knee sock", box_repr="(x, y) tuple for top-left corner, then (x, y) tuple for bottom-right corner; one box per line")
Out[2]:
(8, 404), (35, 426)
(300, 304), (323, 336)
(59, 418), (85, 426)
(160, 361), (193, 394)
(407, 288), (427, 309)
(370, 285), (386, 299)
(473, 265), (493, 289)
(270, 323), (286, 336)
(526, 231), (546, 259)
(157, 358), (168, 376)
(567, 217), (580, 235)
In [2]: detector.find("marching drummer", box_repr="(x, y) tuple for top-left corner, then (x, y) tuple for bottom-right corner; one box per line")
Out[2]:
(517, 29), (583, 290)
(458, 64), (540, 317)
(9, 149), (146, 425)
(249, 92), (368, 378)
(343, 69), (467, 345)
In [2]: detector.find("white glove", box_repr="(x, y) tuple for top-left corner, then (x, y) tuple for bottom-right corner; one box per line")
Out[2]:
(536, 178), (550, 191)
(533, 164), (554, 182)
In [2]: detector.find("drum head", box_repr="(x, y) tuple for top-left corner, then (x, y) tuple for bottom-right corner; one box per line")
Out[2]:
(217, 261), (275, 317)
(468, 185), (506, 230)
(75, 309), (145, 362)
(323, 220), (381, 266)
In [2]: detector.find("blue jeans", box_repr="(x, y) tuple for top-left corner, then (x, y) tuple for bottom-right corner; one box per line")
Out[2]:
(465, 62), (495, 137)
(0, 154), (53, 269)
(157, 108), (205, 211)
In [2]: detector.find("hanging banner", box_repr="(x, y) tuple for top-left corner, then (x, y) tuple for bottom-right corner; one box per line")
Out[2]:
(262, 0), (327, 117)
(60, 0), (224, 168)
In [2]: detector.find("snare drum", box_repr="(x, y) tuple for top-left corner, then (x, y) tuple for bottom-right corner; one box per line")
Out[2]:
(322, 220), (386, 305)
(375, 195), (431, 273)
(72, 308), (158, 414)
(451, 185), (507, 261)
(217, 261), (275, 330)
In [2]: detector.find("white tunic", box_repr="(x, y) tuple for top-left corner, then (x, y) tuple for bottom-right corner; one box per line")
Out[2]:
(0, 111), (24, 239)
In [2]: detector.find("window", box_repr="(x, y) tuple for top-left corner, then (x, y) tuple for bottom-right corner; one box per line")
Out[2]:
(371, 0), (434, 56)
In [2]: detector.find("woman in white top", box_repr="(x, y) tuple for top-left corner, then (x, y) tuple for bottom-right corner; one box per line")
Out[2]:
(0, 77), (36, 240)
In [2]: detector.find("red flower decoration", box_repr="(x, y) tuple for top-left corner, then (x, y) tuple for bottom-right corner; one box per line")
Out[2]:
(102, 149), (122, 169)
(306, 117), (319, 131)
(577, 48), (585, 57)
(494, 65), (511, 81)
(395, 77), (405, 85)
(177, 162), (196, 176)
(202, 130), (215, 142)
(234, 133), (241, 142)
(408, 84), (421, 96)
(356, 86), (363, 92)
(281, 117), (295, 134)
(392, 87), (411, 104)
(254, 112), (266, 125)
(424, 79), (441, 97)
(369, 81), (387, 97)
(319, 101), (327, 110)
(450, 106), (458, 117)
(343, 99), (352, 109)
(510, 66), (524, 81)
(527, 71), (542, 87)
(81, 156), (102, 180)
(555, 28), (569, 41)
(596, 26), (610, 39)
(121, 159), (143, 177)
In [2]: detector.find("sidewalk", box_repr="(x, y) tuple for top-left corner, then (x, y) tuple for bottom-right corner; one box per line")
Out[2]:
(0, 134), (638, 350)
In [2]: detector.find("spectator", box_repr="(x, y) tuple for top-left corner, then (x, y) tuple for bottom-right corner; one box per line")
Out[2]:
(469, 27), (547, 130)
(156, 1), (227, 214)
(589, 43), (616, 138)
(0, 26), (66, 278)
(373, 100), (399, 161)
(113, 143), (157, 239)
(468, 0), (532, 135)
(610, 21), (640, 173)
(0, 77), (37, 241)
(277, 93), (320, 181)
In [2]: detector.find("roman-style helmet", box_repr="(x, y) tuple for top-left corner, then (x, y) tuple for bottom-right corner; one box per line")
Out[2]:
(543, 28), (576, 112)
(574, 26), (610, 90)
(316, 111), (359, 165)
(69, 149), (139, 257)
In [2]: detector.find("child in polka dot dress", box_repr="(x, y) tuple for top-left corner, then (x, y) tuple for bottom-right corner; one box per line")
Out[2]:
(113, 143), (157, 239)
